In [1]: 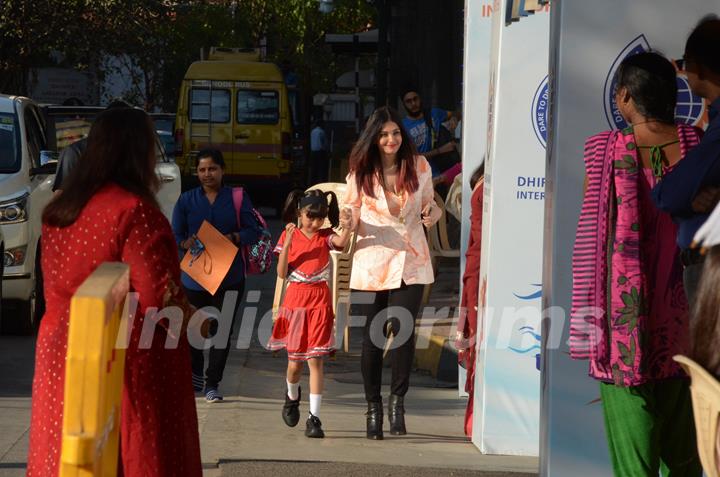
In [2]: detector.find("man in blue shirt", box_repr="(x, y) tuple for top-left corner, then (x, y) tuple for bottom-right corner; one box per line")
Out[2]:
(652, 16), (720, 307)
(400, 87), (458, 176)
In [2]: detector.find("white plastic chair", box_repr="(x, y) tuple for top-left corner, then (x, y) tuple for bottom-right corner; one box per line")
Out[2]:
(673, 355), (720, 477)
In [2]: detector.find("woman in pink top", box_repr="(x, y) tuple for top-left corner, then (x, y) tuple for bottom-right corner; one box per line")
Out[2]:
(344, 106), (442, 440)
(571, 52), (702, 476)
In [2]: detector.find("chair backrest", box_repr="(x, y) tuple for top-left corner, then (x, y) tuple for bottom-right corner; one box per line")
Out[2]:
(427, 191), (460, 258)
(271, 276), (287, 321)
(673, 355), (720, 477)
(305, 182), (347, 232)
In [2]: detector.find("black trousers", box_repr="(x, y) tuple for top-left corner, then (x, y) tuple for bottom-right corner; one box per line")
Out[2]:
(351, 283), (424, 403)
(185, 282), (244, 390)
(310, 150), (329, 185)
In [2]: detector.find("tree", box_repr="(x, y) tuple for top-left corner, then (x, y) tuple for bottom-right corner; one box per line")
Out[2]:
(0, 0), (106, 94)
(0, 0), (376, 111)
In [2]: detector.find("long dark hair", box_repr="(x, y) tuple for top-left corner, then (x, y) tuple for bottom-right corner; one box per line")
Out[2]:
(470, 162), (485, 190)
(615, 51), (677, 124)
(348, 106), (418, 198)
(43, 108), (160, 227)
(691, 246), (720, 377)
(281, 189), (340, 228)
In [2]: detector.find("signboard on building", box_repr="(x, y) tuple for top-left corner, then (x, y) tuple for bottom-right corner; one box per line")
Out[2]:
(28, 68), (96, 105)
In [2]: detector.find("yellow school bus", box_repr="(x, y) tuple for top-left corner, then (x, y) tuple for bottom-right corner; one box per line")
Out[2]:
(175, 48), (295, 206)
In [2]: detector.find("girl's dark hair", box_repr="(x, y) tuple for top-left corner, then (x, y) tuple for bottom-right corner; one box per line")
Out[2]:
(691, 245), (720, 378)
(196, 148), (226, 169)
(281, 189), (340, 228)
(470, 162), (485, 190)
(685, 15), (720, 75)
(615, 51), (677, 124)
(43, 108), (159, 227)
(348, 106), (419, 198)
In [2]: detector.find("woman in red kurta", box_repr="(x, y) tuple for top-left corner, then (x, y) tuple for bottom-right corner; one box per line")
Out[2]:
(456, 164), (484, 438)
(27, 108), (202, 476)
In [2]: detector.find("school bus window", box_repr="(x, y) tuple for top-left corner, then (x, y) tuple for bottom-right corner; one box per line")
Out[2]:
(189, 88), (230, 123)
(236, 90), (279, 125)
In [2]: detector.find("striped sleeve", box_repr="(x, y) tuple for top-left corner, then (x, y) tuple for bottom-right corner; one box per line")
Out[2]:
(569, 131), (612, 360)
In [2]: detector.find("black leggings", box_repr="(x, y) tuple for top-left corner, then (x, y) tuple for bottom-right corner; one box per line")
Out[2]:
(350, 283), (424, 403)
(185, 282), (244, 389)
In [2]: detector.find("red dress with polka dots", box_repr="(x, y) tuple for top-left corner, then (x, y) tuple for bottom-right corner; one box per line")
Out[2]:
(27, 184), (202, 477)
(268, 228), (336, 361)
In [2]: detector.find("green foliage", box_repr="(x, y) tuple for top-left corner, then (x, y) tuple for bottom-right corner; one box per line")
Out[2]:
(0, 0), (376, 110)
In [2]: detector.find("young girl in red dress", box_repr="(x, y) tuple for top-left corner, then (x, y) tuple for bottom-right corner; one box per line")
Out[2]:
(269, 189), (353, 438)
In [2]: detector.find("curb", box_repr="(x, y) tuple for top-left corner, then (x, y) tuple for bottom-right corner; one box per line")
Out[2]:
(414, 325), (459, 384)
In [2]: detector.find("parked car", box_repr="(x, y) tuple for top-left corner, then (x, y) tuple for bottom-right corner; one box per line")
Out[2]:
(41, 105), (182, 221)
(150, 112), (177, 159)
(0, 94), (56, 334)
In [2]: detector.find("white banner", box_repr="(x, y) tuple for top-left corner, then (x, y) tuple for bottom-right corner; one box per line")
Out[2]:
(542, 1), (718, 475)
(458, 0), (494, 397)
(473, 0), (550, 456)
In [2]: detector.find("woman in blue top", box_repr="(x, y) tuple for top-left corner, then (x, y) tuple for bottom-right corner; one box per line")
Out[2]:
(172, 149), (261, 402)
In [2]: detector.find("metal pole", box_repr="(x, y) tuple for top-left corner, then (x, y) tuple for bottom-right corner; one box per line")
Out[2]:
(354, 34), (360, 134)
(376, 0), (389, 107)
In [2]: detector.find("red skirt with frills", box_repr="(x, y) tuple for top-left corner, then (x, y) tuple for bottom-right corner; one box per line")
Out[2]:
(268, 281), (335, 360)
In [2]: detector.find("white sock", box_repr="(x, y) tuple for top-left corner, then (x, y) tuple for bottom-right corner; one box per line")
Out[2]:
(309, 393), (322, 417)
(287, 380), (300, 401)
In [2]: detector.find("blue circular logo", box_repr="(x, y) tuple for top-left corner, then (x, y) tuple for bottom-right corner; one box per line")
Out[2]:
(675, 75), (705, 125)
(604, 34), (705, 129)
(532, 76), (549, 148)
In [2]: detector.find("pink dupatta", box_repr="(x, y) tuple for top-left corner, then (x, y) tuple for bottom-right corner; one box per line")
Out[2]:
(571, 125), (701, 386)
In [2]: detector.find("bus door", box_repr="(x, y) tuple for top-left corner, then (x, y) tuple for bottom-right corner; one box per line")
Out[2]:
(187, 80), (233, 172)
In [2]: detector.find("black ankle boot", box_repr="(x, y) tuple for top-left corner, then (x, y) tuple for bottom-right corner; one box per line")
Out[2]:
(388, 394), (406, 435)
(366, 401), (384, 440)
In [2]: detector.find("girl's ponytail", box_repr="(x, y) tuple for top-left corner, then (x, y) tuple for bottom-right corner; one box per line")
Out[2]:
(282, 189), (306, 224)
(324, 191), (340, 228)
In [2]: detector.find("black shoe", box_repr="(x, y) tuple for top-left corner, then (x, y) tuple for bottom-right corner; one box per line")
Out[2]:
(388, 394), (406, 435)
(282, 387), (301, 427)
(305, 413), (325, 438)
(366, 401), (384, 440)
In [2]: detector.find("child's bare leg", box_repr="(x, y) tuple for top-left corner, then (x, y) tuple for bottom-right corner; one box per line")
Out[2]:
(308, 358), (324, 417)
(308, 358), (324, 394)
(287, 360), (303, 384)
(286, 360), (303, 400)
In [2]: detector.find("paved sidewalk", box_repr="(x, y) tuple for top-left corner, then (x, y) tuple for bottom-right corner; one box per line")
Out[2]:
(0, 219), (539, 477)
(196, 249), (538, 476)
(196, 342), (538, 477)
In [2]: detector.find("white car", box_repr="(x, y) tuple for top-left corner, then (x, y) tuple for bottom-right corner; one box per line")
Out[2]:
(0, 99), (181, 335)
(0, 94), (56, 334)
(42, 105), (181, 222)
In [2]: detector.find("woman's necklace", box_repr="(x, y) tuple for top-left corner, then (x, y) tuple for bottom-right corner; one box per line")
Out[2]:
(383, 162), (406, 223)
(390, 186), (407, 224)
